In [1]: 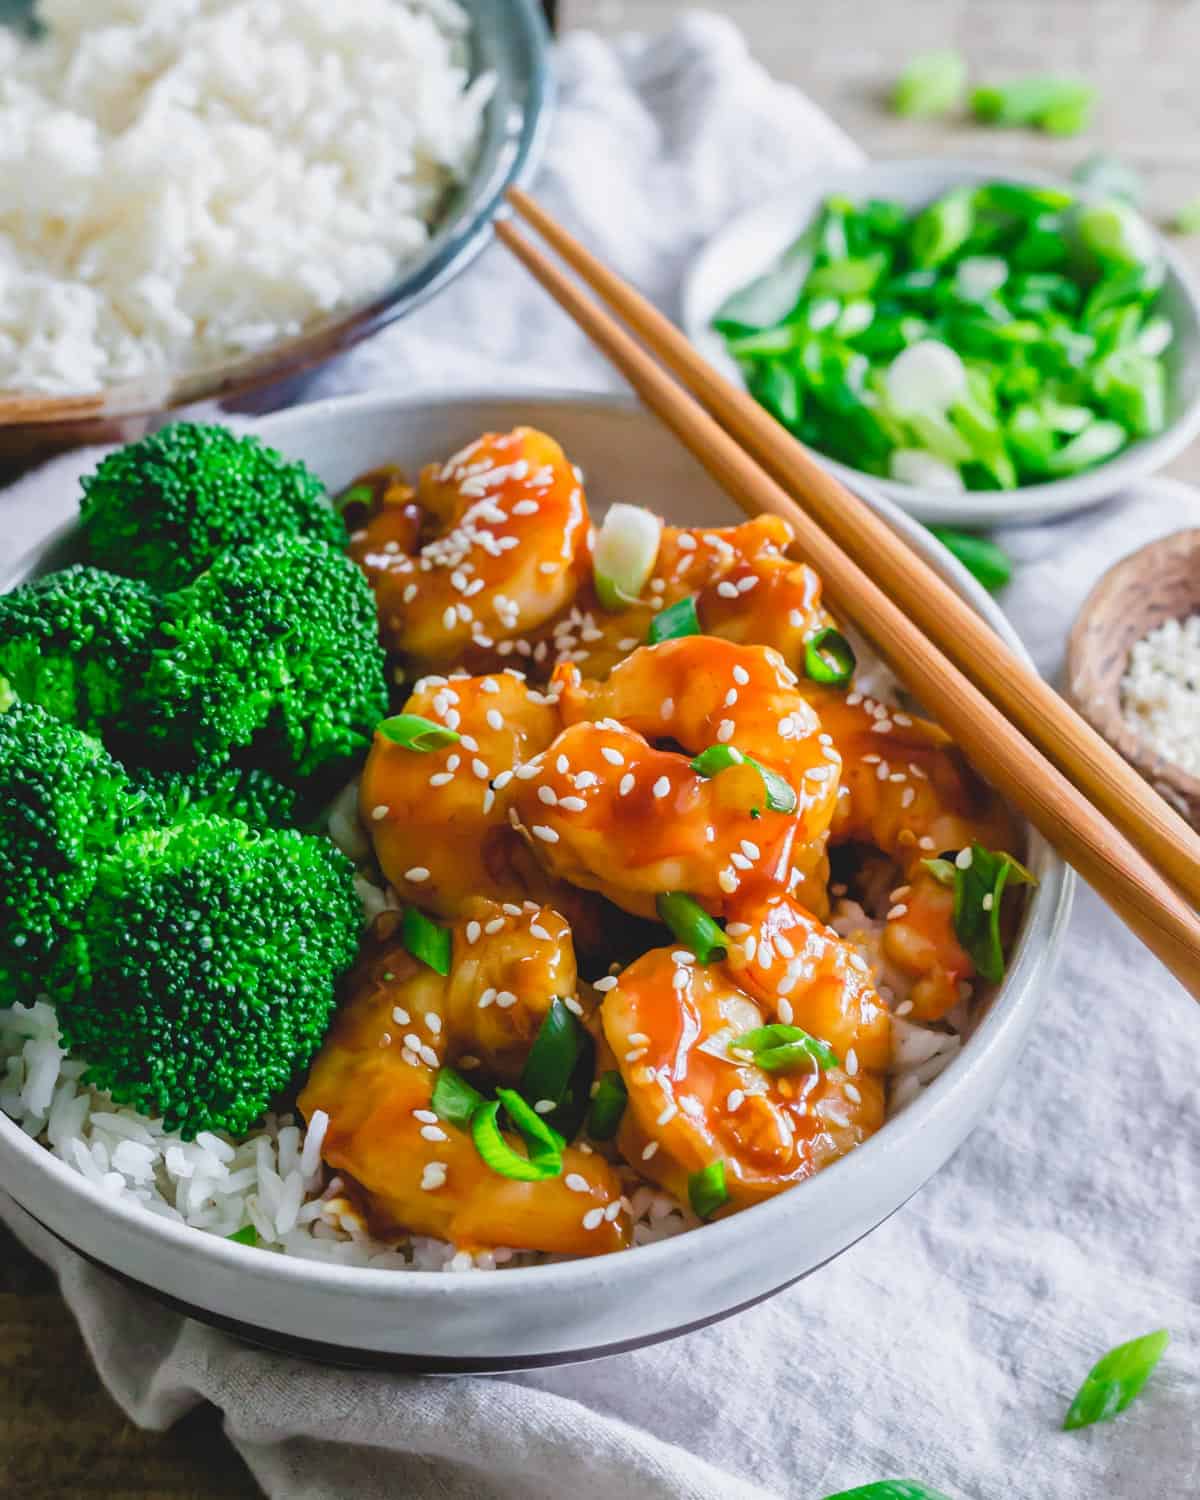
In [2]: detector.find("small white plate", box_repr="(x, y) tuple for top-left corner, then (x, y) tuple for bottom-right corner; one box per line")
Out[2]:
(682, 159), (1200, 527)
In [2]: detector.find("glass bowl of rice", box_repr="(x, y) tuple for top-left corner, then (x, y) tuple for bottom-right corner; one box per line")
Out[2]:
(0, 0), (552, 471)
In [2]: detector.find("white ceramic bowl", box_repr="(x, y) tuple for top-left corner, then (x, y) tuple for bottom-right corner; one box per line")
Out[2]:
(0, 390), (1072, 1371)
(683, 159), (1200, 527)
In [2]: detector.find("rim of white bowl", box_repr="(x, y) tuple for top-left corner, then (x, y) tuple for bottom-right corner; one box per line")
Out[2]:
(682, 157), (1200, 527)
(0, 387), (1074, 1301)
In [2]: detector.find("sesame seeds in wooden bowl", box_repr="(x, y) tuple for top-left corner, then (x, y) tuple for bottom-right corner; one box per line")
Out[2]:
(1066, 529), (1200, 830)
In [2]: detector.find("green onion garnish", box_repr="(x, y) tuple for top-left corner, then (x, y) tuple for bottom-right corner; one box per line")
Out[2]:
(731, 1022), (839, 1072)
(892, 51), (967, 120)
(227, 1225), (257, 1247)
(804, 627), (857, 687)
(688, 1160), (729, 1220)
(470, 1100), (562, 1182)
(647, 595), (701, 645)
(401, 906), (451, 976)
(334, 481), (375, 517)
(431, 1066), (486, 1129)
(593, 503), (663, 611)
(1174, 196), (1200, 235)
(1063, 1328), (1170, 1431)
(971, 76), (1096, 135)
(546, 1027), (596, 1143)
(655, 892), (727, 963)
(690, 744), (798, 814)
(587, 1070), (628, 1141)
(921, 856), (957, 888)
(820, 1483), (955, 1500)
(519, 998), (584, 1111)
(928, 526), (1013, 592)
(377, 713), (460, 752)
(496, 1086), (566, 1169)
(951, 844), (1038, 983)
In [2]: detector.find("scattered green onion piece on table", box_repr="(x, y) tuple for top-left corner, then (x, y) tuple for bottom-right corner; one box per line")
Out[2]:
(228, 1225), (257, 1247)
(688, 1160), (729, 1220)
(647, 594), (701, 645)
(431, 1066), (486, 1129)
(495, 1086), (566, 1165)
(820, 1483), (956, 1500)
(401, 906), (451, 976)
(470, 1100), (562, 1182)
(588, 1070), (628, 1141)
(971, 76), (1095, 135)
(376, 713), (460, 752)
(593, 503), (663, 610)
(731, 1022), (839, 1072)
(1063, 1328), (1170, 1431)
(804, 627), (857, 687)
(656, 892), (727, 963)
(928, 527), (1013, 591)
(892, 50), (967, 119)
(951, 844), (1038, 983)
(689, 744), (797, 814)
(519, 998), (583, 1109)
(1174, 196), (1200, 235)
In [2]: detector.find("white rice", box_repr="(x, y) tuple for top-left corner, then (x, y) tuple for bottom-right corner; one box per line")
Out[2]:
(1120, 613), (1200, 776)
(0, 0), (493, 396)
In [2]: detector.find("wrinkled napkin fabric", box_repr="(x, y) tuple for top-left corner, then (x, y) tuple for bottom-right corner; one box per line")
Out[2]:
(2, 14), (1198, 1500)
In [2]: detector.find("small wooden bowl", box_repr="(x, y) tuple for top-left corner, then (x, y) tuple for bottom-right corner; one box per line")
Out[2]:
(1066, 529), (1200, 828)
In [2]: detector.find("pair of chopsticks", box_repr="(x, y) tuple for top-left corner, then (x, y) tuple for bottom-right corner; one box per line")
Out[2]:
(498, 187), (1200, 1002)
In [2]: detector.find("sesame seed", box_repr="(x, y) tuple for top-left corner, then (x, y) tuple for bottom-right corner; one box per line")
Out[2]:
(726, 922), (750, 937)
(593, 975), (618, 992)
(718, 868), (738, 894)
(777, 998), (794, 1024)
(466, 921), (481, 944)
(844, 1083), (862, 1105)
(505, 903), (524, 915)
(371, 805), (389, 821)
(724, 688), (739, 707)
(484, 917), (505, 935)
(413, 1108), (438, 1123)
(485, 709), (504, 731)
(717, 581), (739, 599)
(420, 1124), (448, 1143)
(442, 606), (457, 631)
(556, 754), (569, 774)
(403, 583), (418, 603)
(532, 824), (560, 843)
(582, 1208), (605, 1231)
(641, 1141), (660, 1160)
(661, 697), (675, 719)
(730, 853), (750, 871)
(445, 754), (461, 771)
(846, 1048), (859, 1077)
(672, 968), (689, 991)
(478, 988), (496, 1009)
(982, 893), (994, 912)
(887, 903), (909, 920)
(601, 747), (625, 766)
(404, 866), (430, 883)
(652, 776), (671, 799)
(472, 758), (490, 780)
(955, 848), (973, 869)
(539, 561), (558, 574)
(565, 1173), (590, 1193)
(559, 795), (587, 812)
(530, 923), (551, 940)
(562, 995), (584, 1016)
(538, 785), (558, 806)
(656, 1102), (677, 1125)
(482, 788), (495, 813)
(625, 1046), (647, 1062)
(480, 677), (500, 694)
(420, 1164), (447, 1191)
(727, 1089), (745, 1112)
(619, 773), (635, 796)
(740, 839), (760, 860)
(774, 933), (795, 959)
(419, 1044), (439, 1068)
(515, 762), (540, 780)
(677, 533), (697, 551)
(429, 771), (453, 787)
(496, 991), (517, 1009)
(492, 769), (514, 790)
(392, 1007), (410, 1025)
(716, 719), (735, 742)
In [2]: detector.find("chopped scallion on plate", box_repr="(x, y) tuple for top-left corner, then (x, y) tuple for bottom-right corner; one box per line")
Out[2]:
(471, 1099), (562, 1182)
(804, 627), (857, 687)
(820, 1483), (956, 1500)
(227, 1224), (257, 1247)
(647, 594), (701, 644)
(587, 1070), (628, 1141)
(1063, 1328), (1170, 1430)
(656, 892), (727, 963)
(519, 998), (584, 1110)
(730, 1022), (839, 1072)
(495, 1086), (566, 1168)
(928, 526), (1013, 591)
(593, 503), (663, 610)
(928, 843), (1037, 983)
(688, 1159), (729, 1220)
(401, 906), (451, 975)
(689, 744), (797, 813)
(376, 713), (460, 752)
(431, 1066), (486, 1129)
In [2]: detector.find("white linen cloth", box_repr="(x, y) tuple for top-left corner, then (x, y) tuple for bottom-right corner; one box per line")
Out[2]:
(2, 13), (1198, 1498)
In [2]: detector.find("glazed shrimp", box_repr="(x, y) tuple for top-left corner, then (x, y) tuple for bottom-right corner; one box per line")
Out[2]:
(299, 904), (628, 1255)
(804, 687), (1020, 1019)
(349, 428), (591, 668)
(485, 515), (832, 681)
(510, 637), (842, 919)
(600, 942), (884, 1213)
(361, 669), (565, 917)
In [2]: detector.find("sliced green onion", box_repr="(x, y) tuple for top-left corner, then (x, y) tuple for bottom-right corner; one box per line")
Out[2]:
(431, 1066), (486, 1129)
(519, 998), (585, 1110)
(909, 191), (974, 268)
(401, 906), (451, 976)
(928, 527), (1013, 592)
(731, 1022), (839, 1072)
(593, 503), (663, 611)
(1063, 1328), (1170, 1431)
(334, 481), (375, 518)
(885, 340), (968, 416)
(821, 1483), (955, 1500)
(804, 627), (857, 687)
(377, 713), (460, 752)
(1044, 419), (1127, 477)
(688, 1160), (729, 1220)
(1174, 196), (1200, 235)
(656, 892), (727, 963)
(689, 745), (797, 814)
(470, 1100), (561, 1182)
(546, 1027), (596, 1143)
(952, 844), (1038, 983)
(1072, 153), (1142, 207)
(892, 50), (967, 119)
(971, 77), (1095, 135)
(1076, 199), (1159, 272)
(495, 1086), (566, 1168)
(921, 856), (957, 888)
(587, 1070), (628, 1141)
(889, 450), (964, 493)
(647, 594), (701, 645)
(227, 1225), (257, 1247)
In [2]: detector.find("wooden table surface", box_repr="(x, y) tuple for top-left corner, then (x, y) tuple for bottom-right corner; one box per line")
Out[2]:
(5, 3), (1200, 1495)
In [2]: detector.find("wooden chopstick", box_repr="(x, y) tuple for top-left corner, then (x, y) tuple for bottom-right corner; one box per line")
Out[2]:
(505, 186), (1200, 916)
(494, 213), (1200, 1001)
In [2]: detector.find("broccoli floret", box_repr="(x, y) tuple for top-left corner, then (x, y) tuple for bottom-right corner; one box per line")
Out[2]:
(79, 422), (344, 592)
(54, 816), (361, 1139)
(0, 700), (150, 1005)
(142, 536), (388, 780)
(0, 566), (159, 738)
(130, 764), (299, 831)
